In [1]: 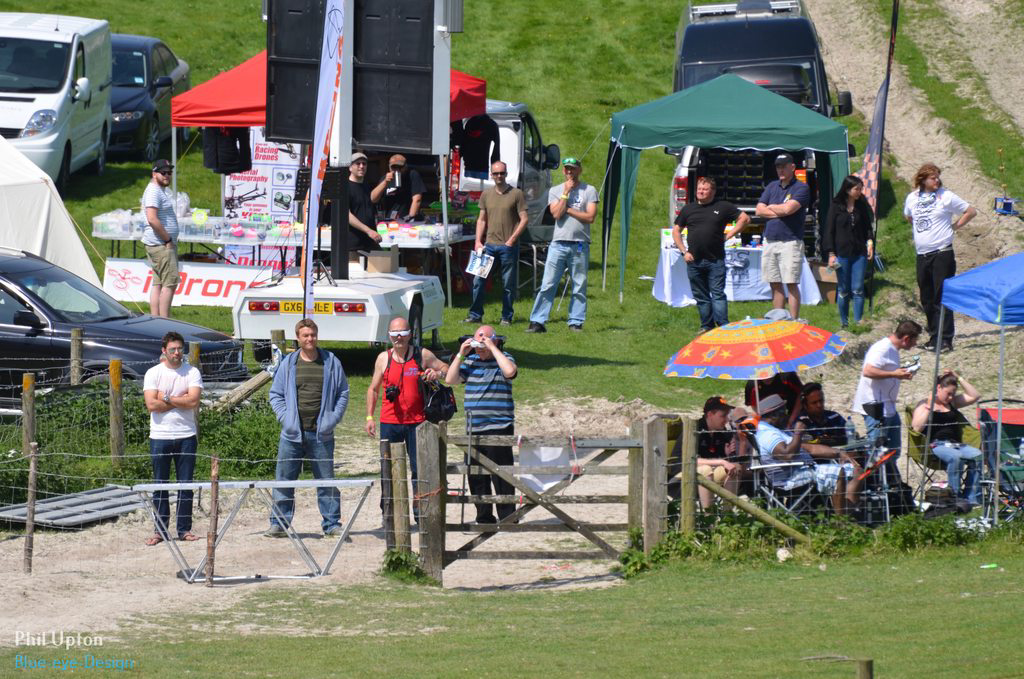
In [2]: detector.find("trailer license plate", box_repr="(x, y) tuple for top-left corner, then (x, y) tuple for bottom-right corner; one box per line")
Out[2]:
(281, 301), (332, 314)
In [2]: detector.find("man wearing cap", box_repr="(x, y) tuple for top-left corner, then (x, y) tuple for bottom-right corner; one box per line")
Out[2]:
(466, 161), (529, 326)
(142, 159), (179, 318)
(755, 153), (811, 320)
(526, 157), (599, 333)
(754, 393), (863, 515)
(669, 397), (746, 510)
(347, 151), (382, 254)
(376, 154), (426, 221)
(672, 177), (749, 332)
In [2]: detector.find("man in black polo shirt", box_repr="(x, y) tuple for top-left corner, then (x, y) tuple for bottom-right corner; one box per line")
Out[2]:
(672, 177), (749, 332)
(347, 151), (382, 254)
(669, 396), (745, 509)
(797, 382), (850, 449)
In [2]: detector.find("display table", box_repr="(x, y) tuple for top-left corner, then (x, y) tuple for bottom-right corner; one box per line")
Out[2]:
(653, 246), (821, 308)
(131, 478), (374, 583)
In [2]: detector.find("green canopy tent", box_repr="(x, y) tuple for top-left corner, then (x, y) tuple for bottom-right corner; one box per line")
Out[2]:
(600, 74), (850, 300)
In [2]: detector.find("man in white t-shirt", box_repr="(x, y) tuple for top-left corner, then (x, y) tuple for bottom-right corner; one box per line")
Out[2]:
(852, 319), (922, 475)
(142, 159), (180, 318)
(903, 163), (976, 352)
(143, 331), (203, 546)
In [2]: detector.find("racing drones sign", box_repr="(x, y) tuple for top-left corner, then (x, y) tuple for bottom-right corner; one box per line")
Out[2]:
(103, 258), (268, 308)
(222, 126), (301, 221)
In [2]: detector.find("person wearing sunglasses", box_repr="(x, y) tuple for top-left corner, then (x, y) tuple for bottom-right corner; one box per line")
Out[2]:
(376, 154), (425, 221)
(141, 159), (179, 318)
(365, 317), (448, 521)
(465, 160), (529, 326)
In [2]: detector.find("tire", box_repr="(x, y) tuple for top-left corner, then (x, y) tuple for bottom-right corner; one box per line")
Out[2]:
(88, 126), (107, 175)
(142, 116), (160, 163)
(55, 145), (71, 196)
(408, 298), (424, 349)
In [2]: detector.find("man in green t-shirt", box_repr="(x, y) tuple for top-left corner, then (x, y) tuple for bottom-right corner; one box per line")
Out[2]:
(465, 161), (528, 326)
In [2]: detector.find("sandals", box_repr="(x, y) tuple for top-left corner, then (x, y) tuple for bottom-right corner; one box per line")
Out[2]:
(145, 534), (164, 546)
(178, 532), (200, 542)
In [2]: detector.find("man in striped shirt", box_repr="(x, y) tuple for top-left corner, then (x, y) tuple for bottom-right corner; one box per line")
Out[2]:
(445, 325), (517, 523)
(141, 159), (179, 317)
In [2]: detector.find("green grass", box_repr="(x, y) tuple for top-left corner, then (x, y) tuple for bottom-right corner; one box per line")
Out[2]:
(2, 538), (1021, 677)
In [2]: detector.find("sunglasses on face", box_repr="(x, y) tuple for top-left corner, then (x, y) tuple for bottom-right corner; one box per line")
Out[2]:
(491, 171), (506, 176)
(156, 170), (172, 176)
(390, 165), (404, 171)
(165, 347), (184, 353)
(388, 330), (411, 338)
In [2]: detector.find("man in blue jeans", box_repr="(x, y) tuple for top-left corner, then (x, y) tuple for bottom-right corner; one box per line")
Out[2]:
(465, 161), (528, 326)
(266, 318), (350, 538)
(527, 157), (599, 333)
(672, 177), (749, 332)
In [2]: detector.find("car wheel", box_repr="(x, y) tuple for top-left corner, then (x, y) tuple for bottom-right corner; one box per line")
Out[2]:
(88, 126), (107, 175)
(142, 117), (161, 163)
(55, 145), (71, 195)
(409, 298), (424, 349)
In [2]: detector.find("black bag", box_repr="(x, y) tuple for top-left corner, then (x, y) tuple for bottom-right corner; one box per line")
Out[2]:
(412, 347), (457, 423)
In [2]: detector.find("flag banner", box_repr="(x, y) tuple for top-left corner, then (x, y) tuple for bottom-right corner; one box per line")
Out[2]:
(856, 0), (899, 215)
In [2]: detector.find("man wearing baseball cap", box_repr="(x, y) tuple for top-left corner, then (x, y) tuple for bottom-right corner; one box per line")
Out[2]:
(526, 157), (599, 333)
(376, 154), (425, 221)
(347, 151), (382, 253)
(141, 159), (179, 318)
(669, 396), (746, 509)
(755, 153), (811, 320)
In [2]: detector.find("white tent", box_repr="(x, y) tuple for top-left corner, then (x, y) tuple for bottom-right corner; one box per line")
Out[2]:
(0, 135), (100, 286)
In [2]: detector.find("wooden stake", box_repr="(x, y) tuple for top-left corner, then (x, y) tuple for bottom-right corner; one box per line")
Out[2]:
(380, 440), (395, 551)
(270, 329), (286, 353)
(391, 442), (412, 552)
(642, 415), (668, 553)
(627, 421), (643, 538)
(205, 455), (219, 586)
(109, 360), (124, 468)
(21, 373), (34, 462)
(696, 475), (811, 545)
(24, 442), (37, 575)
(70, 328), (83, 385)
(416, 421), (445, 584)
(679, 417), (698, 535)
(857, 659), (874, 679)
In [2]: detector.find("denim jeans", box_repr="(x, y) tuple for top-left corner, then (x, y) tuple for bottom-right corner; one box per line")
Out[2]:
(686, 258), (727, 329)
(271, 431), (341, 532)
(864, 412), (902, 479)
(836, 254), (867, 325)
(530, 241), (589, 326)
(932, 441), (982, 505)
(469, 244), (519, 322)
(149, 435), (197, 539)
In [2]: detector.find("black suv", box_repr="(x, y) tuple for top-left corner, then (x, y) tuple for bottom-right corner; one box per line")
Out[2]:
(0, 249), (248, 406)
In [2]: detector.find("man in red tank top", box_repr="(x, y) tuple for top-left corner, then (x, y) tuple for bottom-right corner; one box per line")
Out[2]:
(366, 317), (448, 522)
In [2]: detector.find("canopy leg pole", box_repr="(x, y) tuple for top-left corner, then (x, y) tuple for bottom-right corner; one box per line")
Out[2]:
(995, 326), (1005, 525)
(171, 129), (178, 202)
(440, 154), (452, 309)
(919, 305), (946, 500)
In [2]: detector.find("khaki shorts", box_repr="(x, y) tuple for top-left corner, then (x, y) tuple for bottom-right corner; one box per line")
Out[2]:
(761, 239), (804, 284)
(145, 243), (180, 288)
(697, 463), (729, 485)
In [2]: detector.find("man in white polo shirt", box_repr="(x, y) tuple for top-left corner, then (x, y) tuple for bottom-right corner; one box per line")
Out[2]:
(143, 331), (203, 546)
(142, 159), (179, 318)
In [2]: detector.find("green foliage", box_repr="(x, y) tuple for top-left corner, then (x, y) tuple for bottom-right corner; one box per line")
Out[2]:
(379, 549), (435, 585)
(808, 514), (874, 557)
(878, 512), (977, 552)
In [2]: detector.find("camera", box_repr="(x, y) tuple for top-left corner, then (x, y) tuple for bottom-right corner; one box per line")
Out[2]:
(384, 385), (400, 402)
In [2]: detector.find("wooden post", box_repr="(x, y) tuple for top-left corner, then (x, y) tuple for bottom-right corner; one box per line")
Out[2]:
(212, 371), (272, 412)
(270, 329), (286, 353)
(205, 455), (219, 586)
(70, 327), (83, 385)
(627, 420), (643, 540)
(380, 440), (395, 550)
(21, 373), (35, 460)
(642, 415), (668, 554)
(857, 659), (874, 679)
(109, 360), (124, 467)
(23, 442), (37, 575)
(391, 442), (412, 552)
(679, 417), (698, 535)
(416, 421), (445, 584)
(696, 475), (811, 545)
(189, 342), (201, 373)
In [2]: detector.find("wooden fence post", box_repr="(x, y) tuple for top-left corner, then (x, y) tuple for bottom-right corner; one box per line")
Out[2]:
(642, 415), (668, 553)
(24, 442), (37, 575)
(680, 417), (698, 535)
(270, 329), (286, 353)
(109, 360), (124, 468)
(21, 373), (35, 459)
(189, 343), (201, 373)
(380, 440), (395, 550)
(416, 421), (445, 584)
(206, 455), (219, 586)
(627, 420), (643, 539)
(70, 328), (83, 385)
(391, 442), (412, 552)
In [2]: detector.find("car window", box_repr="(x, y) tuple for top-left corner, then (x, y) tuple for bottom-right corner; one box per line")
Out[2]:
(0, 286), (30, 325)
(155, 45), (178, 74)
(10, 266), (130, 324)
(74, 44), (85, 81)
(112, 49), (147, 87)
(522, 114), (541, 169)
(0, 38), (71, 93)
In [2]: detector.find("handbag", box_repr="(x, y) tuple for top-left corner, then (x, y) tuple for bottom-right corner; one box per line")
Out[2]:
(421, 380), (457, 423)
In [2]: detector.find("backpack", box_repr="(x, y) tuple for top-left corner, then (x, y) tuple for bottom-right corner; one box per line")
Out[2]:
(409, 347), (457, 423)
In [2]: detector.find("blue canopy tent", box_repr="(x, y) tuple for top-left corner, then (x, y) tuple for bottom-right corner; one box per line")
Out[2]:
(934, 253), (1024, 520)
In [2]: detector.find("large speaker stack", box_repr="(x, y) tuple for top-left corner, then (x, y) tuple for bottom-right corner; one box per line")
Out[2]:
(266, 0), (326, 144)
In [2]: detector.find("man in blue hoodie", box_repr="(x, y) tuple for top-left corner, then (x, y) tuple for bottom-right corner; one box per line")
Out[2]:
(266, 318), (350, 537)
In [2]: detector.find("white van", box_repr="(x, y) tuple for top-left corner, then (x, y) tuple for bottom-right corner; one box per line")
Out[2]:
(0, 13), (112, 192)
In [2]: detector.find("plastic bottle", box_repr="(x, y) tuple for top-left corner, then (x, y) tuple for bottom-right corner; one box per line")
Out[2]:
(1018, 438), (1024, 459)
(845, 416), (857, 443)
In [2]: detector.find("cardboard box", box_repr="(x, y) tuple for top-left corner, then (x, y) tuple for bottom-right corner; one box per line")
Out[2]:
(366, 249), (400, 273)
(808, 259), (837, 304)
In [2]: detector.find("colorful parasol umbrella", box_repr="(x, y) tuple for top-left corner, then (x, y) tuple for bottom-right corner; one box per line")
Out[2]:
(663, 317), (846, 380)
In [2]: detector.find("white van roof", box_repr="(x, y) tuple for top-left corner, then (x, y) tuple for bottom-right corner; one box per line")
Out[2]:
(0, 13), (108, 42)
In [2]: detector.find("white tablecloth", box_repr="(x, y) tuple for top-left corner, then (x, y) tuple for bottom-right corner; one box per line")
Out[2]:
(652, 247), (821, 308)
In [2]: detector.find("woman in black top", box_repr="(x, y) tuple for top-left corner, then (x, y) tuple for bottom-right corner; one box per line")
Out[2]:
(823, 175), (874, 328)
(911, 371), (982, 505)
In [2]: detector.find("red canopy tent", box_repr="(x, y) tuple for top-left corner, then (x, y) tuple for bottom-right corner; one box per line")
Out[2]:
(172, 50), (486, 127)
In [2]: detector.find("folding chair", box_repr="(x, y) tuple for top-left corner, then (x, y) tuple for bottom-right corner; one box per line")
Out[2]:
(905, 404), (982, 500)
(978, 400), (1024, 523)
(743, 425), (822, 517)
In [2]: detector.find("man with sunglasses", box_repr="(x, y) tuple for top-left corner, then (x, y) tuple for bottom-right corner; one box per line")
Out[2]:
(376, 154), (425, 221)
(465, 161), (528, 326)
(365, 317), (448, 520)
(347, 151), (383, 254)
(143, 332), (202, 546)
(526, 157), (599, 333)
(141, 159), (179, 318)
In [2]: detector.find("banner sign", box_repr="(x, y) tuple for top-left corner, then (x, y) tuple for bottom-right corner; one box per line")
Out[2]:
(222, 127), (302, 221)
(103, 258), (270, 308)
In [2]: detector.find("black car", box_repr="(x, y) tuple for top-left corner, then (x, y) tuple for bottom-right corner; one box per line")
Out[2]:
(0, 249), (248, 406)
(109, 34), (190, 162)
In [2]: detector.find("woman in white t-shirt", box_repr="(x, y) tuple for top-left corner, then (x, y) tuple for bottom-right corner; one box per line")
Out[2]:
(902, 163), (977, 353)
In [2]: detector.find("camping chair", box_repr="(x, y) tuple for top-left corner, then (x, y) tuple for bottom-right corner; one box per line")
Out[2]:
(743, 423), (822, 518)
(978, 400), (1024, 523)
(905, 403), (983, 501)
